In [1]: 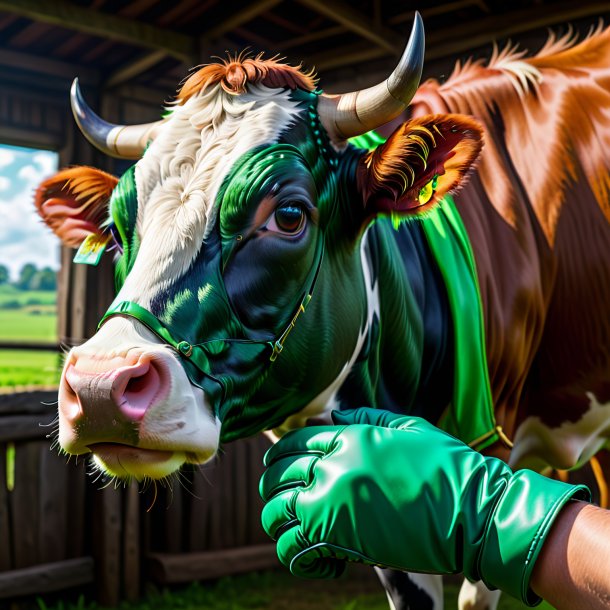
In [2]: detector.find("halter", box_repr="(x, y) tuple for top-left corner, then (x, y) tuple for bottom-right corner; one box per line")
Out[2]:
(97, 235), (325, 402)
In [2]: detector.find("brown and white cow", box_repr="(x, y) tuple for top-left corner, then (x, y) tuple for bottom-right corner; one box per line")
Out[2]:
(34, 15), (610, 610)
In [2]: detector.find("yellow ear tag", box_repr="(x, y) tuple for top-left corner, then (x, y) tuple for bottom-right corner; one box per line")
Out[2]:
(73, 233), (111, 266)
(418, 174), (439, 205)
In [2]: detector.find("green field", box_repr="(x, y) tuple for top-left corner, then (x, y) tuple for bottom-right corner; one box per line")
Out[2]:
(0, 283), (56, 306)
(0, 285), (59, 389)
(0, 349), (62, 389)
(0, 308), (57, 342)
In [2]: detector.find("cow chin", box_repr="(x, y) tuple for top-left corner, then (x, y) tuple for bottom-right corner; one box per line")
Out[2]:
(57, 317), (222, 480)
(90, 445), (194, 481)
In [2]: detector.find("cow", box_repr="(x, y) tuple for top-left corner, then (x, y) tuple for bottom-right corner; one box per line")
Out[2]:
(34, 13), (610, 610)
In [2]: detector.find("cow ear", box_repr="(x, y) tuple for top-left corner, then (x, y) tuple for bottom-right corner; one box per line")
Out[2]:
(35, 167), (118, 248)
(357, 114), (483, 220)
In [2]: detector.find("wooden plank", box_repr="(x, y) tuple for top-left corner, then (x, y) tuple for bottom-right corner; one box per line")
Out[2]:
(65, 457), (87, 559)
(311, 2), (610, 73)
(309, 41), (386, 72)
(188, 466), (210, 551)
(0, 341), (59, 351)
(92, 486), (122, 606)
(204, 0), (283, 40)
(0, 0), (197, 62)
(163, 480), (184, 553)
(0, 414), (55, 443)
(38, 443), (68, 564)
(105, 49), (168, 89)
(0, 48), (99, 84)
(296, 0), (403, 55)
(0, 444), (12, 571)
(147, 544), (279, 584)
(278, 24), (346, 51)
(122, 483), (140, 601)
(11, 442), (40, 568)
(8, 20), (53, 48)
(0, 391), (57, 415)
(0, 557), (94, 599)
(425, 2), (610, 61)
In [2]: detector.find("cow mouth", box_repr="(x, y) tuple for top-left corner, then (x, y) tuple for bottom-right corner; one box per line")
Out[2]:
(88, 443), (206, 480)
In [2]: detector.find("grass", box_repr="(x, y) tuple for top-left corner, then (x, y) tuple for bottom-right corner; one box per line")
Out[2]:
(0, 309), (57, 343)
(0, 349), (62, 389)
(0, 284), (56, 306)
(31, 570), (556, 610)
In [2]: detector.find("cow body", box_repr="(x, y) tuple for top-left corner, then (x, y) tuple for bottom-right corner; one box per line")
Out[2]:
(35, 19), (610, 610)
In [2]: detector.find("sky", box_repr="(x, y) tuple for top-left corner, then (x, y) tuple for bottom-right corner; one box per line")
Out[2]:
(0, 143), (59, 281)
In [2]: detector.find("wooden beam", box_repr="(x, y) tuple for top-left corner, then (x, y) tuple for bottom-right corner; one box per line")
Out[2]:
(148, 545), (279, 584)
(0, 48), (99, 84)
(0, 557), (95, 599)
(0, 391), (57, 415)
(296, 0), (404, 55)
(0, 0), (197, 62)
(278, 24), (346, 51)
(311, 1), (610, 73)
(426, 1), (610, 60)
(307, 41), (386, 72)
(105, 49), (169, 89)
(0, 414), (57, 442)
(390, 0), (482, 25)
(204, 0), (284, 40)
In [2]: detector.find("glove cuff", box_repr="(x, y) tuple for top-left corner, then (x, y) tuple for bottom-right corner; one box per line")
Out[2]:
(478, 470), (590, 606)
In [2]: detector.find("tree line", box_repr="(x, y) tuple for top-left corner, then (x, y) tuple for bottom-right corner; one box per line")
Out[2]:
(0, 263), (57, 291)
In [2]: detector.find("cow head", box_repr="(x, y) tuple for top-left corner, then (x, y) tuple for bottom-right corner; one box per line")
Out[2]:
(36, 14), (483, 481)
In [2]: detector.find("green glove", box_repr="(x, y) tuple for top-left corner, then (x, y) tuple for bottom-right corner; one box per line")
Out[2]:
(259, 408), (589, 606)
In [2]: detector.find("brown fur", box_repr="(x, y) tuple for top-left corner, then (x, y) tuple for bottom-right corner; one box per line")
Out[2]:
(359, 114), (483, 217)
(412, 28), (610, 459)
(35, 167), (118, 247)
(412, 24), (610, 245)
(178, 52), (317, 101)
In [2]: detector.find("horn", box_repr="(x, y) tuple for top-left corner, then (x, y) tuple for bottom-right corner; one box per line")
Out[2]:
(317, 12), (425, 140)
(70, 78), (163, 160)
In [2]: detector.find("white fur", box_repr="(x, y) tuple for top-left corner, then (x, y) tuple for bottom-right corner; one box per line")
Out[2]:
(509, 391), (610, 471)
(118, 84), (302, 307)
(458, 580), (501, 610)
(66, 316), (221, 462)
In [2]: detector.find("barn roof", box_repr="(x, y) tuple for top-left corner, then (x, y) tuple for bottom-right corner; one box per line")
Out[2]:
(1, 0), (609, 98)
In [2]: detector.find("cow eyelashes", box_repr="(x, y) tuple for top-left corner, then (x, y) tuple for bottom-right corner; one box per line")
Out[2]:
(265, 203), (307, 236)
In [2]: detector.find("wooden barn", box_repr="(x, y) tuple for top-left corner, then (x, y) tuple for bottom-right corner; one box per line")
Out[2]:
(0, 0), (609, 605)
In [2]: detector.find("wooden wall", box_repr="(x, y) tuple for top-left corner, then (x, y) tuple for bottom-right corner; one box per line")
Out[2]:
(0, 391), (275, 606)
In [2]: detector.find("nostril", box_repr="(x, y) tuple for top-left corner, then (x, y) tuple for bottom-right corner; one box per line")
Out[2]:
(115, 359), (163, 422)
(60, 365), (83, 422)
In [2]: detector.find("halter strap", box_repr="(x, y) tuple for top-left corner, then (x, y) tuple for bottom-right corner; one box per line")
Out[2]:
(98, 240), (325, 377)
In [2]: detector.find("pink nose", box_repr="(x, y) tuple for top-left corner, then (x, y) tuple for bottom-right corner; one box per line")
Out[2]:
(61, 355), (166, 426)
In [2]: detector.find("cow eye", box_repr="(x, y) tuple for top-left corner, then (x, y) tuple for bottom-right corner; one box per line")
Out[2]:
(268, 204), (306, 235)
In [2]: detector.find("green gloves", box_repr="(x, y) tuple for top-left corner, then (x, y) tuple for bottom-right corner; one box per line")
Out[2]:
(260, 408), (589, 606)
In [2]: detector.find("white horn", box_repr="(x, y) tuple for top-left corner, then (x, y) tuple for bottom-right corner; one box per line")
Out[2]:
(70, 78), (163, 159)
(318, 12), (425, 140)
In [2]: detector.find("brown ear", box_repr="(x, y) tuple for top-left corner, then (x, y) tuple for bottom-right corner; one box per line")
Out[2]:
(35, 167), (118, 248)
(358, 114), (483, 218)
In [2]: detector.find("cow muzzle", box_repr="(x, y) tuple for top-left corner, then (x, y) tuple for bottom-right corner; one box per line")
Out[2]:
(57, 319), (221, 480)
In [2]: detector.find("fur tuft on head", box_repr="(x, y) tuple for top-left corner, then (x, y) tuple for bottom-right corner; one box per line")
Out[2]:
(178, 52), (317, 101)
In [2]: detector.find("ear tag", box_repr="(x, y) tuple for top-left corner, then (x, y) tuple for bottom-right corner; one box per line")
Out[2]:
(73, 234), (111, 266)
(418, 174), (439, 205)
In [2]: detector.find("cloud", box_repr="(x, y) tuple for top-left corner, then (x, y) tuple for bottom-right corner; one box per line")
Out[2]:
(0, 148), (15, 169)
(0, 147), (59, 280)
(0, 177), (9, 191)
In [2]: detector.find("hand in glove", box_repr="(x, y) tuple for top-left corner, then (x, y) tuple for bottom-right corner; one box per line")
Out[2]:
(260, 408), (589, 605)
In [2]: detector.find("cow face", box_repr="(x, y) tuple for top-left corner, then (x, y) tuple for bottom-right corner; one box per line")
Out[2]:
(36, 18), (483, 481)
